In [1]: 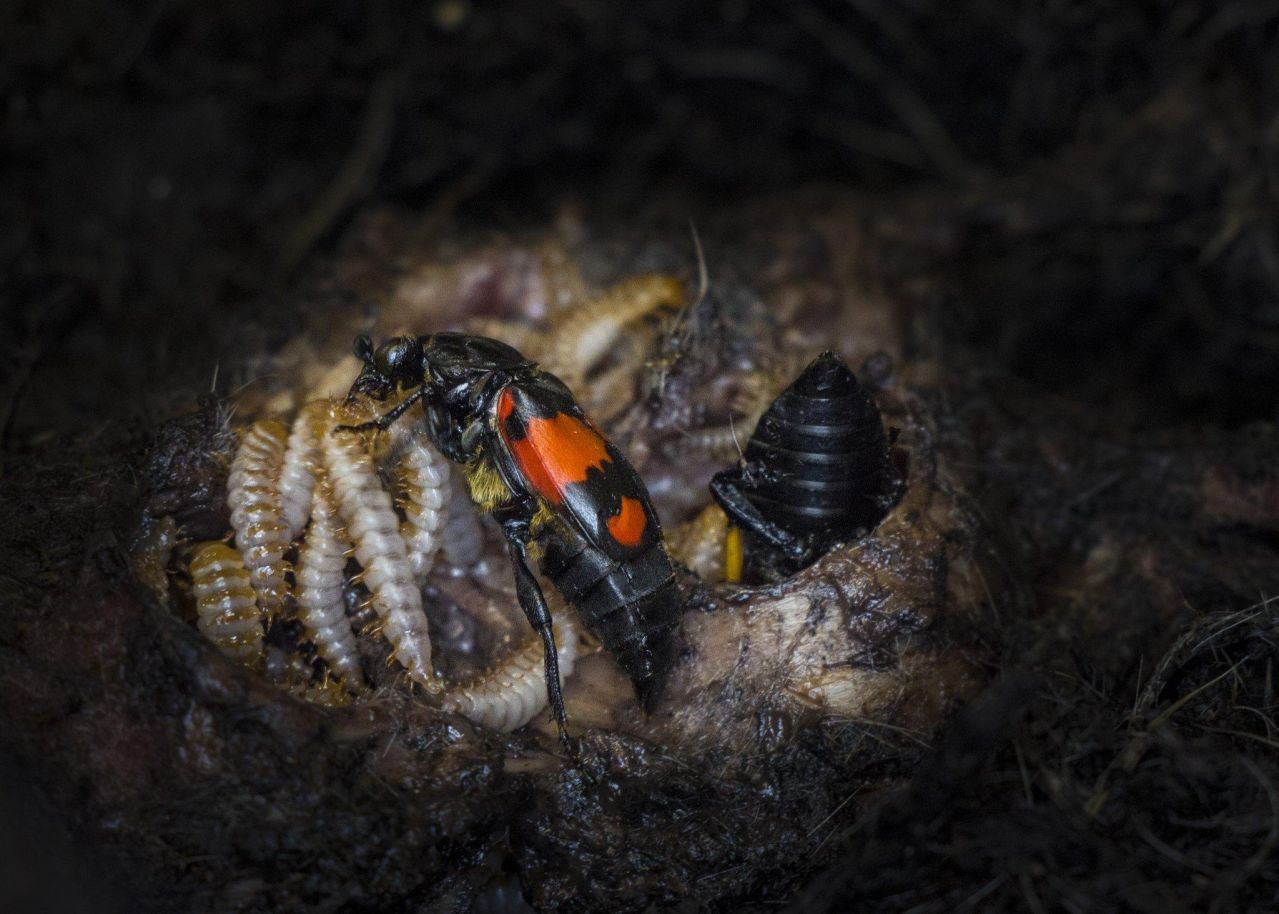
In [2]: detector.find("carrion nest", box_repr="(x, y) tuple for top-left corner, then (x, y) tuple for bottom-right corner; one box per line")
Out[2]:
(3, 1), (1279, 911)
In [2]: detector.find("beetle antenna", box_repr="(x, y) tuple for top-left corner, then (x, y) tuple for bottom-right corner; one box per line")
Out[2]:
(353, 334), (376, 369)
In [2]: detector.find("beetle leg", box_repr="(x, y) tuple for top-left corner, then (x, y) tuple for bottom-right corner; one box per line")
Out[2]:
(335, 387), (425, 434)
(495, 499), (573, 756)
(709, 469), (807, 561)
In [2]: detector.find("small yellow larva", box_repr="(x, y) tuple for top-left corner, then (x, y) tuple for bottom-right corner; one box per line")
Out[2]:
(323, 416), (440, 691)
(295, 480), (364, 687)
(189, 541), (264, 668)
(391, 425), (450, 585)
(279, 399), (328, 539)
(668, 503), (729, 584)
(442, 620), (579, 732)
(226, 419), (291, 615)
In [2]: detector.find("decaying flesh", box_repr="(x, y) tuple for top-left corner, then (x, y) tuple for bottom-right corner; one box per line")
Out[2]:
(197, 264), (990, 759)
(294, 480), (364, 688)
(121, 243), (1002, 910)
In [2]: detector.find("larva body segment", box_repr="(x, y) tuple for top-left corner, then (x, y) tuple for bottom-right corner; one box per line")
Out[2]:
(280, 400), (328, 539)
(226, 419), (291, 615)
(323, 421), (440, 691)
(442, 621), (580, 731)
(543, 274), (683, 390)
(295, 481), (364, 687)
(190, 541), (264, 667)
(392, 427), (450, 584)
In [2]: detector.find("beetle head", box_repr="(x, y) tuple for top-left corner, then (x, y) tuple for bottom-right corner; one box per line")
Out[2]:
(349, 334), (424, 400)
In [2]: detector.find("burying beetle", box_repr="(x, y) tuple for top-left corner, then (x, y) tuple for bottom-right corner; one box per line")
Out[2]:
(340, 333), (681, 750)
(710, 351), (901, 582)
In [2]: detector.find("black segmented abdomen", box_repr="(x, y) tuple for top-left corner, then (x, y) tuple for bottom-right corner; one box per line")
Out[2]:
(539, 529), (678, 709)
(744, 351), (895, 540)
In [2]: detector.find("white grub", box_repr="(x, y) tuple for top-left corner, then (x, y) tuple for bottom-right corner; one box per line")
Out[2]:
(279, 399), (329, 539)
(439, 475), (486, 572)
(442, 620), (579, 732)
(226, 418), (291, 615)
(323, 416), (440, 691)
(390, 425), (450, 585)
(189, 541), (264, 668)
(543, 274), (683, 389)
(295, 481), (364, 688)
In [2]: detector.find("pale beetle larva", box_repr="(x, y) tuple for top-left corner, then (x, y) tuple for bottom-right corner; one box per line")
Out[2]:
(189, 541), (265, 667)
(226, 419), (291, 615)
(295, 479), (365, 688)
(322, 410), (440, 691)
(542, 274), (683, 392)
(279, 399), (326, 539)
(442, 620), (580, 732)
(390, 423), (450, 585)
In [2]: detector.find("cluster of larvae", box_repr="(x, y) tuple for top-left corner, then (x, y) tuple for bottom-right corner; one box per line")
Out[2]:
(188, 398), (578, 733)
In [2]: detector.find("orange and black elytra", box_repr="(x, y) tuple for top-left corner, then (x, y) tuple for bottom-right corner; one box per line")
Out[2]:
(339, 332), (680, 750)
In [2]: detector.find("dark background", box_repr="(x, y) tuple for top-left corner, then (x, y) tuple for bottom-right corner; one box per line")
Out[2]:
(5, 0), (1277, 441)
(3, 1), (1278, 911)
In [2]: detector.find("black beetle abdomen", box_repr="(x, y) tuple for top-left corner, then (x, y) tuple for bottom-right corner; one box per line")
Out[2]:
(742, 351), (896, 539)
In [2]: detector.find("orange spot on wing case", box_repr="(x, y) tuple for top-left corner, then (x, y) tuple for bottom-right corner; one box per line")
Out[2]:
(499, 388), (613, 506)
(606, 496), (648, 548)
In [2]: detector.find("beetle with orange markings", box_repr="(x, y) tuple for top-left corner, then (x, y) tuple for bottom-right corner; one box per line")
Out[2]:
(340, 332), (680, 750)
